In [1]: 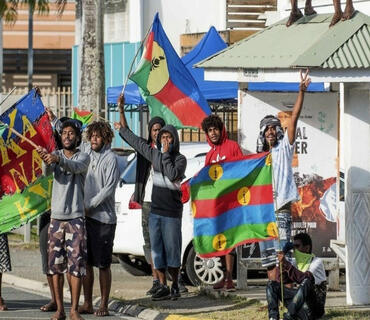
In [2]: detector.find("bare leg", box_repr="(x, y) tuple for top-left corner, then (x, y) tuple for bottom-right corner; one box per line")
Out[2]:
(78, 264), (94, 314)
(225, 254), (234, 281)
(156, 268), (167, 286)
(95, 267), (111, 317)
(40, 275), (58, 312)
(69, 274), (84, 320)
(51, 274), (65, 320)
(330, 0), (343, 27)
(342, 0), (355, 20)
(286, 0), (303, 27)
(304, 0), (316, 16)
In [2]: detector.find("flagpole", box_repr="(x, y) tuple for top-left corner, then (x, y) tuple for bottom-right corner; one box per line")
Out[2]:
(268, 142), (285, 312)
(0, 121), (39, 149)
(120, 22), (153, 96)
(0, 87), (16, 107)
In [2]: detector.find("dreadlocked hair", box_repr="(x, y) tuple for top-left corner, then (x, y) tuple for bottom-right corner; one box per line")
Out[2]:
(201, 114), (223, 133)
(86, 121), (114, 145)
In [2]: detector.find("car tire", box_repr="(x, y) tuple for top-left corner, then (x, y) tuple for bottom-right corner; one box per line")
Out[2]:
(116, 254), (151, 276)
(185, 246), (224, 286)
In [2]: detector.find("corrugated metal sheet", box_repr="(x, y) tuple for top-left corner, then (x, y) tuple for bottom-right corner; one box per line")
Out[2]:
(322, 25), (370, 68)
(197, 11), (370, 70)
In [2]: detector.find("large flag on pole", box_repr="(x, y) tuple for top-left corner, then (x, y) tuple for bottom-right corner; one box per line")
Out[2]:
(190, 152), (278, 258)
(0, 89), (56, 234)
(129, 13), (211, 129)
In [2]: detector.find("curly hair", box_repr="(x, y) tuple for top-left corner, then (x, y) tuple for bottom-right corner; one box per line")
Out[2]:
(201, 114), (223, 133)
(86, 121), (114, 145)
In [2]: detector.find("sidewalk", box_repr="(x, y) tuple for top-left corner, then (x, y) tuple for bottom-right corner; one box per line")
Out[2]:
(6, 243), (370, 319)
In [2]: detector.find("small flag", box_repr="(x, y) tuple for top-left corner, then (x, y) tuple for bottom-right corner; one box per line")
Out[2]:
(190, 152), (278, 258)
(129, 13), (211, 129)
(71, 108), (93, 129)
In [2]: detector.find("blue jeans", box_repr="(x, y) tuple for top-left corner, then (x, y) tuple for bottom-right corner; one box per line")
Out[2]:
(259, 210), (292, 268)
(149, 213), (182, 269)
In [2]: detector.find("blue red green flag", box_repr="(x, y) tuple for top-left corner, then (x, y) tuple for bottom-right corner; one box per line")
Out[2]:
(129, 13), (211, 129)
(190, 152), (278, 258)
(0, 89), (56, 234)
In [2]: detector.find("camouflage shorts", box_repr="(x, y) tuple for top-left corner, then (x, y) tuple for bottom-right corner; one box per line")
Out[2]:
(48, 217), (87, 278)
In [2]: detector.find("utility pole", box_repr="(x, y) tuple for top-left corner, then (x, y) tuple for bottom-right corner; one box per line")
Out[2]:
(27, 5), (33, 92)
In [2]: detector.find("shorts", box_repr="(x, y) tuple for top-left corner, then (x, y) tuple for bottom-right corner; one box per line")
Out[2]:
(0, 234), (11, 273)
(86, 217), (116, 268)
(48, 217), (87, 278)
(259, 209), (292, 268)
(149, 213), (182, 270)
(39, 211), (51, 274)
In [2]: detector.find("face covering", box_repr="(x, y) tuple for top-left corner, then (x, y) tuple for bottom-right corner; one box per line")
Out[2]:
(294, 249), (314, 272)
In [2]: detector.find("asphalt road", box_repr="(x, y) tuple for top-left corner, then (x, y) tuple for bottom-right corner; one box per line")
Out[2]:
(0, 284), (137, 319)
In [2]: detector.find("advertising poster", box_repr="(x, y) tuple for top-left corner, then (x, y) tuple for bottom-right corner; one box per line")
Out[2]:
(239, 91), (339, 257)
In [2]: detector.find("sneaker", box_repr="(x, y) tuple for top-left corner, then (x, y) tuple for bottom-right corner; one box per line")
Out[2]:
(225, 279), (236, 292)
(146, 281), (160, 296)
(213, 279), (225, 290)
(151, 284), (170, 301)
(170, 286), (181, 300)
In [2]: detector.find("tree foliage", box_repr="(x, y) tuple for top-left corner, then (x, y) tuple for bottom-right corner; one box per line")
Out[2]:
(0, 0), (66, 23)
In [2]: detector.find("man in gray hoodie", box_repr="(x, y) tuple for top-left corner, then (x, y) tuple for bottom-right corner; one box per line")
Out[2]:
(46, 110), (119, 316)
(37, 118), (90, 320)
(115, 95), (186, 301)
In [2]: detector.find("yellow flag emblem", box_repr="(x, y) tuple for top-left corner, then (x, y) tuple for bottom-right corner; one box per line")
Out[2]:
(147, 41), (169, 95)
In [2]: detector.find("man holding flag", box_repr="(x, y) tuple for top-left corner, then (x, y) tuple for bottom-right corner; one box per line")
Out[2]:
(257, 69), (311, 280)
(115, 94), (186, 301)
(201, 114), (243, 291)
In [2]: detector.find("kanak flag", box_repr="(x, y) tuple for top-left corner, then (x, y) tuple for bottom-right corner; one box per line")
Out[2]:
(190, 153), (278, 258)
(130, 13), (211, 129)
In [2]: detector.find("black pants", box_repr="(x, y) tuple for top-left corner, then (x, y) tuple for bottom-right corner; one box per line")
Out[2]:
(266, 279), (314, 320)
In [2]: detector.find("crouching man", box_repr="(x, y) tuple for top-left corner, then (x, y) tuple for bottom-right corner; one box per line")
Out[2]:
(267, 233), (327, 320)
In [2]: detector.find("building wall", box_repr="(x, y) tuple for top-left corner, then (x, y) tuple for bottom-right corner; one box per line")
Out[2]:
(3, 2), (75, 50)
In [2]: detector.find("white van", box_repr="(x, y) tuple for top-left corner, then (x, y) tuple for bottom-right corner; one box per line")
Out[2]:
(113, 143), (224, 285)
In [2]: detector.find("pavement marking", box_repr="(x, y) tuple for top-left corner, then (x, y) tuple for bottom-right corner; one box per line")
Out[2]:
(166, 315), (208, 320)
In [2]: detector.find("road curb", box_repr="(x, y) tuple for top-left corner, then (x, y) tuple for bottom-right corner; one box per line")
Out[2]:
(3, 273), (208, 320)
(94, 296), (210, 320)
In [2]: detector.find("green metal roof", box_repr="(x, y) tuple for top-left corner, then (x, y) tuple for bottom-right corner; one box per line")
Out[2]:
(196, 11), (370, 70)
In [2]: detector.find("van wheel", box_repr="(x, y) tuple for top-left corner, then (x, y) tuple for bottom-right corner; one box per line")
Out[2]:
(185, 246), (224, 286)
(116, 254), (151, 276)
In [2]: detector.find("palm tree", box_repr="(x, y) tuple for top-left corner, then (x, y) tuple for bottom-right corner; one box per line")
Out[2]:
(0, 0), (67, 90)
(77, 0), (105, 112)
(0, 1), (106, 113)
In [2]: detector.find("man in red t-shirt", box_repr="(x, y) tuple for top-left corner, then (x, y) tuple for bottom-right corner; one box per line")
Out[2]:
(201, 114), (243, 291)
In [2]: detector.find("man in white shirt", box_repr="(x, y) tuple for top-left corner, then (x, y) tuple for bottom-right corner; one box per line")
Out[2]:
(258, 70), (311, 280)
(266, 232), (327, 320)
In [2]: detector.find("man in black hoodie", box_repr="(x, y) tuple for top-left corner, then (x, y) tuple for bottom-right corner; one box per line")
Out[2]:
(134, 116), (165, 295)
(115, 95), (186, 301)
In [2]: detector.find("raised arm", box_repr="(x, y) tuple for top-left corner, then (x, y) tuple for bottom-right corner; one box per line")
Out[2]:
(287, 69), (311, 144)
(114, 94), (156, 163)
